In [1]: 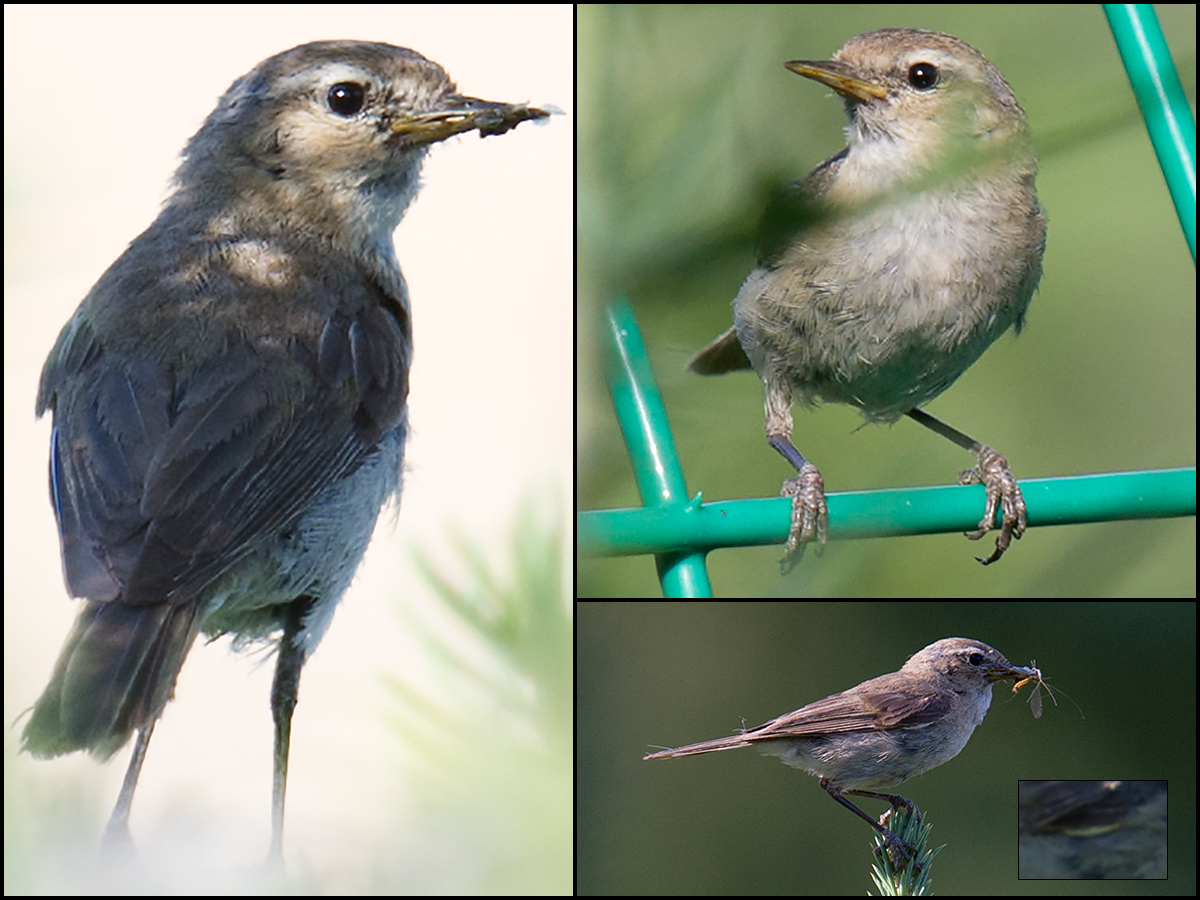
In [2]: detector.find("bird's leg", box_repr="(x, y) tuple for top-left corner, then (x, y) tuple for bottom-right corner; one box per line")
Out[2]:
(765, 380), (828, 573)
(820, 778), (919, 866)
(268, 597), (314, 863)
(905, 407), (1026, 564)
(100, 720), (156, 857)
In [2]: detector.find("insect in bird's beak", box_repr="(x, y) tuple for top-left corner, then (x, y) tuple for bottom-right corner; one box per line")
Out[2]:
(1012, 661), (1054, 718)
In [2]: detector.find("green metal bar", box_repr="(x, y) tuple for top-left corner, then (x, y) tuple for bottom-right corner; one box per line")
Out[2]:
(1103, 4), (1196, 259)
(579, 467), (1196, 558)
(602, 297), (713, 596)
(580, 302), (1195, 571)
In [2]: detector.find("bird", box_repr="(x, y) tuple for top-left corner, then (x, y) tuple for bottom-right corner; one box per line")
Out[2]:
(22, 39), (551, 860)
(690, 29), (1046, 570)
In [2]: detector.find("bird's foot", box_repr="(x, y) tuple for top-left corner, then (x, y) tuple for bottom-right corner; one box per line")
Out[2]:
(958, 444), (1026, 564)
(779, 462), (828, 574)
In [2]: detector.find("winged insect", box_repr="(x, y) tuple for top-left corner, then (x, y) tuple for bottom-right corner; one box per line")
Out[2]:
(1011, 661), (1053, 718)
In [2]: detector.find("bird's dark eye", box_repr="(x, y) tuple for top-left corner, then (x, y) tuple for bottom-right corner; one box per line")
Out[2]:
(327, 82), (367, 116)
(968, 652), (984, 666)
(907, 63), (939, 90)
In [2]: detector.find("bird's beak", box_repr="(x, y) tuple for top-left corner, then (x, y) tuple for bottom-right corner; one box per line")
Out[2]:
(784, 60), (888, 104)
(390, 96), (552, 143)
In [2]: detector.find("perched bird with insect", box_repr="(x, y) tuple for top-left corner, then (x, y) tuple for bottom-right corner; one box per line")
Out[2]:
(646, 638), (1043, 866)
(22, 39), (555, 860)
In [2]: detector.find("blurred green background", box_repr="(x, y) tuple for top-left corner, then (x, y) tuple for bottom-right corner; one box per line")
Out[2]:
(578, 5), (1196, 597)
(577, 601), (1197, 894)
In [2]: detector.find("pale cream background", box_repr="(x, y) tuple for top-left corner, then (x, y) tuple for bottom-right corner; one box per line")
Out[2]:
(4, 4), (571, 892)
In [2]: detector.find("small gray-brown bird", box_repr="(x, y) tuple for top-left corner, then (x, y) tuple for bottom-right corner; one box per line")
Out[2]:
(690, 29), (1046, 571)
(24, 40), (551, 860)
(646, 638), (1040, 864)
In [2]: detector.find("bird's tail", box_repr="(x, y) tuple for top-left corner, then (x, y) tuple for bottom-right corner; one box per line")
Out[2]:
(22, 600), (203, 761)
